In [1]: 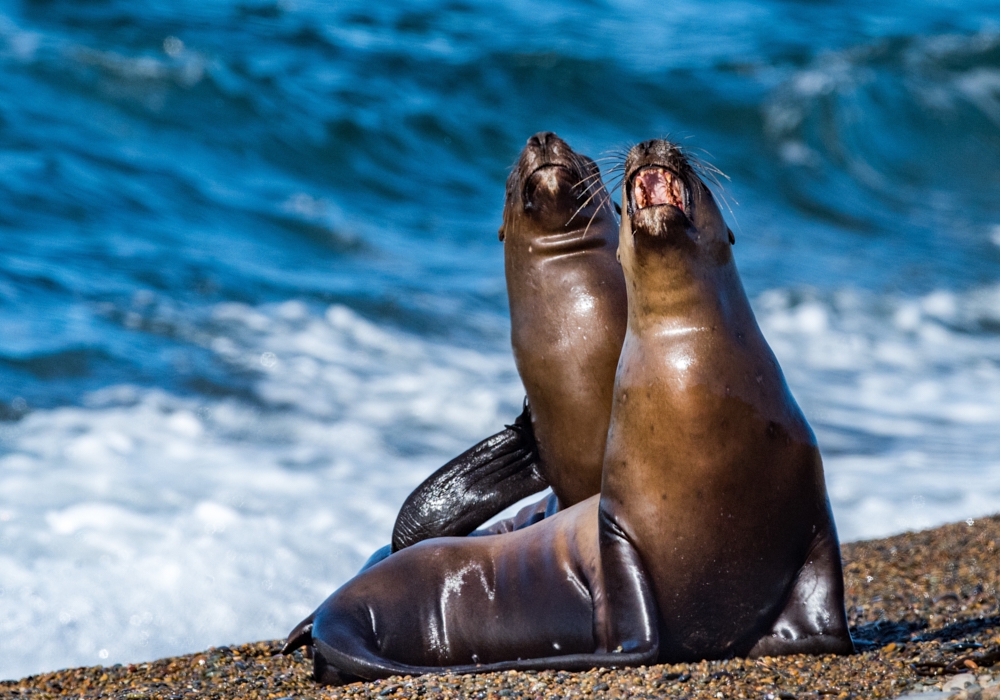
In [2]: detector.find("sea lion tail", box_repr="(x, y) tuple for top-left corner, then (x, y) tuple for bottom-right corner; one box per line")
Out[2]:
(390, 399), (547, 551)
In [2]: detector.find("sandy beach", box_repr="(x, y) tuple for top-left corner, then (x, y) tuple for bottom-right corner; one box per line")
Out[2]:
(4, 514), (1000, 699)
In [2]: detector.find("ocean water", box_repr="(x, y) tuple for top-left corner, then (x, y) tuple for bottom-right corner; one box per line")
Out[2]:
(1, 0), (999, 680)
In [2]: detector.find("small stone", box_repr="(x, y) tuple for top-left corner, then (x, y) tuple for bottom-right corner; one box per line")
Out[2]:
(944, 675), (979, 693)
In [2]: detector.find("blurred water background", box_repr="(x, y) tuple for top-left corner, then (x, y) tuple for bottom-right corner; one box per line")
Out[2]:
(2, 0), (1000, 679)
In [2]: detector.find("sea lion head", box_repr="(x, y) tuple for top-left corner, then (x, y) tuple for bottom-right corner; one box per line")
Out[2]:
(618, 138), (735, 276)
(499, 132), (615, 242)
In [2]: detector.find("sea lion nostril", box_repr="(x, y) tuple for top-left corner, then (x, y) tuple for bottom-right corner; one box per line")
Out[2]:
(529, 131), (558, 151)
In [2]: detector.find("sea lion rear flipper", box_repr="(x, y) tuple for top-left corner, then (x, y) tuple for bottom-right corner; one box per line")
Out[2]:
(281, 614), (315, 655)
(748, 527), (855, 657)
(391, 399), (546, 551)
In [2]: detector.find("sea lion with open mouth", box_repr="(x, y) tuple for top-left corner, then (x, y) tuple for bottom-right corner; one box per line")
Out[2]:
(602, 138), (853, 660)
(282, 138), (852, 684)
(390, 132), (627, 551)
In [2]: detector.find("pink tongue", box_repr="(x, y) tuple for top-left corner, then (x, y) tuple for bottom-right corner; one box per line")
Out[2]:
(636, 169), (677, 208)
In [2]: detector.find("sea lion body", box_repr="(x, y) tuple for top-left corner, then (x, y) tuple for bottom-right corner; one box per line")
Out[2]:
(502, 132), (627, 507)
(284, 139), (852, 683)
(601, 139), (851, 659)
(390, 133), (626, 549)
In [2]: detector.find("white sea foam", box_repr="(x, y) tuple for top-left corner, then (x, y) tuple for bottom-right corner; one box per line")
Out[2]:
(759, 285), (1000, 541)
(0, 302), (524, 679)
(2, 290), (999, 678)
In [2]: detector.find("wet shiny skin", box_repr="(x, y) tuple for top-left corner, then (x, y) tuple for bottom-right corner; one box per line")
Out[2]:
(604, 138), (853, 660)
(285, 138), (853, 683)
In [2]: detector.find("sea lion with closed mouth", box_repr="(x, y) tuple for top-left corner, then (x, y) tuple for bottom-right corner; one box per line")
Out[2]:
(282, 138), (852, 683)
(390, 132), (627, 551)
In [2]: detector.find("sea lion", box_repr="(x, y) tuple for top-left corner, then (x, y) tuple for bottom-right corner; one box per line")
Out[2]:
(391, 132), (627, 551)
(283, 138), (852, 683)
(601, 138), (853, 660)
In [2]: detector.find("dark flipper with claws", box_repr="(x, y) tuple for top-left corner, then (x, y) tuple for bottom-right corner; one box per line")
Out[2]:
(391, 400), (547, 552)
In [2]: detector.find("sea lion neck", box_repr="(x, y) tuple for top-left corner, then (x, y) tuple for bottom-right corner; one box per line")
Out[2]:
(620, 196), (741, 329)
(624, 259), (752, 337)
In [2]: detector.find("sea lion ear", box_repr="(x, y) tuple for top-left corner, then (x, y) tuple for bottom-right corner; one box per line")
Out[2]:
(498, 227), (505, 242)
(728, 228), (735, 245)
(616, 246), (621, 263)
(614, 201), (622, 216)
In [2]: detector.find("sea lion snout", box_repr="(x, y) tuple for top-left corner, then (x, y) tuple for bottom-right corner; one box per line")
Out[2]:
(626, 166), (697, 249)
(621, 139), (733, 258)
(501, 131), (611, 237)
(630, 204), (697, 251)
(518, 133), (590, 229)
(522, 165), (580, 226)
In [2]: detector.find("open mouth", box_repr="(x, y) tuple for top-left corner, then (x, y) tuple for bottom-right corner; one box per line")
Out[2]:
(630, 166), (688, 214)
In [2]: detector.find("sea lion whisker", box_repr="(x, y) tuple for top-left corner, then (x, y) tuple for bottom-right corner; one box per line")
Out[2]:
(575, 178), (606, 202)
(573, 170), (608, 195)
(578, 189), (613, 238)
(688, 160), (741, 233)
(569, 185), (608, 222)
(569, 171), (613, 214)
(673, 149), (741, 235)
(598, 144), (635, 175)
(604, 172), (626, 199)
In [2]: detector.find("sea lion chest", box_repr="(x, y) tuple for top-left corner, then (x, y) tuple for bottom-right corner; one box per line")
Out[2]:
(601, 321), (828, 659)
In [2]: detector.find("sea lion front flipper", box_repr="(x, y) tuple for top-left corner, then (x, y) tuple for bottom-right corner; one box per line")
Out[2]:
(596, 505), (661, 656)
(391, 400), (546, 551)
(748, 527), (855, 657)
